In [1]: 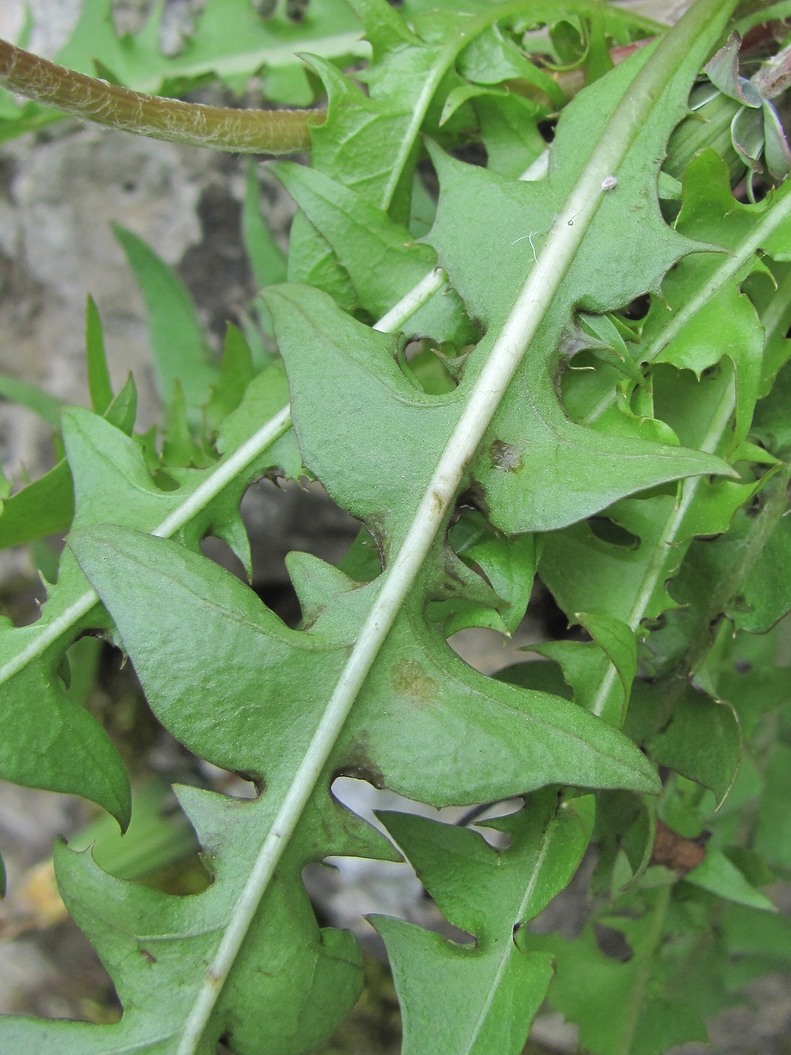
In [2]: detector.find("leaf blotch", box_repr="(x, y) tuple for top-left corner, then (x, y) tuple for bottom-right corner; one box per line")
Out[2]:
(391, 658), (438, 708)
(490, 440), (523, 473)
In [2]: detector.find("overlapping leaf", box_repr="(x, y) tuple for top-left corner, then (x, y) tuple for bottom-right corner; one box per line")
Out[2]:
(537, 142), (791, 723)
(425, 52), (732, 534)
(0, 374), (298, 821)
(374, 792), (594, 1055)
(1, 1), (767, 1052)
(271, 161), (475, 341)
(532, 894), (709, 1055)
(0, 514), (660, 1052)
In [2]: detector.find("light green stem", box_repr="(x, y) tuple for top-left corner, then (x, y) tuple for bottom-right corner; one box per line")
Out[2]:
(590, 384), (736, 718)
(615, 885), (672, 1055)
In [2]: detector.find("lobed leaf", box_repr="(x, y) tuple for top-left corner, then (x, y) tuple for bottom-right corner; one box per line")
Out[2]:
(532, 895), (709, 1055)
(6, 522), (654, 1052)
(0, 381), (297, 818)
(113, 225), (217, 416)
(374, 792), (594, 1055)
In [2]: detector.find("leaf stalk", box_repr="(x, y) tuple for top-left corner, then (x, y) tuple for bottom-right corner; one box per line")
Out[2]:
(589, 383), (737, 718)
(0, 37), (323, 153)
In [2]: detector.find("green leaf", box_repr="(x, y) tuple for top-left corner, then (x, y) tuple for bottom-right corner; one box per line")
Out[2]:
(205, 324), (256, 433)
(533, 891), (708, 1055)
(755, 358), (791, 457)
(0, 376), (138, 550)
(268, 285), (728, 549)
(646, 470), (791, 677)
(641, 684), (741, 807)
(540, 495), (683, 628)
(424, 56), (734, 532)
(578, 611), (637, 701)
(0, 604), (131, 829)
(242, 161), (287, 292)
(272, 160), (474, 342)
(112, 224), (217, 415)
(456, 23), (564, 106)
(162, 382), (211, 468)
(0, 398), (294, 817)
(21, 788), (370, 1053)
(753, 742), (791, 871)
(533, 611), (637, 725)
(74, 526), (661, 803)
(215, 363), (300, 472)
(373, 792), (594, 1054)
(449, 511), (537, 633)
(0, 461), (75, 548)
(2, 3), (765, 1052)
(728, 511), (791, 632)
(685, 848), (777, 911)
(284, 0), (581, 288)
(45, 524), (657, 1051)
(723, 902), (791, 963)
(85, 295), (114, 413)
(472, 92), (547, 177)
(640, 150), (791, 449)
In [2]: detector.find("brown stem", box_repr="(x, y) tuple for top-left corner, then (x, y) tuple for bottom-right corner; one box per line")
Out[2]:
(751, 39), (791, 99)
(0, 37), (324, 154)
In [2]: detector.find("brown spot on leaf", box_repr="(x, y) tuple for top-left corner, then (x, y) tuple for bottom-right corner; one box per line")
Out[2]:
(650, 818), (707, 873)
(391, 658), (438, 708)
(490, 440), (523, 472)
(334, 737), (386, 790)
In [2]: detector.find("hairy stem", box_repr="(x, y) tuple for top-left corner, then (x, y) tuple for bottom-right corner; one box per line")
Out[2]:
(0, 37), (323, 153)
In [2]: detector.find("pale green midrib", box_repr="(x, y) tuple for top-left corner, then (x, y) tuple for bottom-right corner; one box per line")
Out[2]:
(380, 0), (572, 211)
(379, 0), (664, 212)
(614, 884), (672, 1055)
(460, 820), (554, 1054)
(176, 2), (738, 1051)
(581, 187), (791, 427)
(0, 268), (445, 687)
(589, 382), (736, 718)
